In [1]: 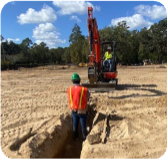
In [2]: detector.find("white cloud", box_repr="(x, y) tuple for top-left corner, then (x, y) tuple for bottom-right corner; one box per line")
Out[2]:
(5, 38), (20, 42)
(70, 15), (81, 22)
(52, 1), (100, 15)
(111, 14), (153, 30)
(17, 5), (57, 24)
(15, 38), (20, 42)
(94, 5), (101, 12)
(134, 4), (167, 20)
(32, 23), (66, 48)
(109, 4), (166, 30)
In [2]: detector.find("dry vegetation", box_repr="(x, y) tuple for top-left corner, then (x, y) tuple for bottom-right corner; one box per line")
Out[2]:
(1, 64), (167, 158)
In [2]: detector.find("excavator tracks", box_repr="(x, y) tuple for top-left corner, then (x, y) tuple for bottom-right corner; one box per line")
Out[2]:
(82, 79), (117, 92)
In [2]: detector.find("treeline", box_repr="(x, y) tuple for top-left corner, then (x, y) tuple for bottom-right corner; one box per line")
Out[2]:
(1, 18), (167, 70)
(1, 38), (74, 70)
(99, 19), (167, 65)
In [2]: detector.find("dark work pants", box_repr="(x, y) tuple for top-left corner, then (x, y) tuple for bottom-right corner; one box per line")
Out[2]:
(72, 111), (87, 140)
(103, 59), (112, 71)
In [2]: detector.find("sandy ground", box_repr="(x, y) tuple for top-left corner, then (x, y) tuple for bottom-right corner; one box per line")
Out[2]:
(1, 64), (167, 158)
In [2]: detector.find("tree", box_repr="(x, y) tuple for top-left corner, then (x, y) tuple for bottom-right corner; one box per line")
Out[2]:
(1, 41), (9, 55)
(81, 37), (89, 62)
(19, 38), (33, 62)
(69, 23), (83, 43)
(1, 35), (4, 42)
(99, 26), (114, 42)
(117, 20), (130, 29)
(138, 27), (151, 62)
(39, 42), (49, 63)
(30, 42), (49, 64)
(114, 21), (131, 64)
(21, 38), (33, 48)
(8, 41), (21, 55)
(0, 35), (4, 68)
(129, 30), (140, 63)
(0, 34), (5, 58)
(149, 20), (167, 63)
(62, 47), (71, 63)
(69, 23), (85, 63)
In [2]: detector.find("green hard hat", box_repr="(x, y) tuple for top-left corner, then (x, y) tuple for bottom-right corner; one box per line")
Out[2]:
(72, 73), (80, 81)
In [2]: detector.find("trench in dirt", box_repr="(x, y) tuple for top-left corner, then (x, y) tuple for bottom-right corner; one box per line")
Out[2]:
(8, 102), (125, 158)
(57, 103), (97, 158)
(8, 103), (97, 158)
(58, 103), (124, 158)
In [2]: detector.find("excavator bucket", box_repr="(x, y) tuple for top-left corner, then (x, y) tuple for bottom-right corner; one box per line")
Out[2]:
(82, 80), (117, 92)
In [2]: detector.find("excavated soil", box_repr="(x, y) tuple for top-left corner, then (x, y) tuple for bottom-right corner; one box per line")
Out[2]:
(1, 64), (167, 158)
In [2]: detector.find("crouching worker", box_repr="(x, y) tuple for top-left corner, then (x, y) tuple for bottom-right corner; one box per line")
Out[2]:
(67, 73), (90, 141)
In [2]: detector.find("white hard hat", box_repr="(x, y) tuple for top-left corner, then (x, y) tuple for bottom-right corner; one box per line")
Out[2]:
(107, 46), (111, 50)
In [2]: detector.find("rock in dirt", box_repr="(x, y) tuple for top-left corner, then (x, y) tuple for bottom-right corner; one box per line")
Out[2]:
(87, 132), (101, 145)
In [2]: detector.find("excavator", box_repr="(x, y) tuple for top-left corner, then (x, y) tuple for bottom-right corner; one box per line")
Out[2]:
(82, 7), (118, 91)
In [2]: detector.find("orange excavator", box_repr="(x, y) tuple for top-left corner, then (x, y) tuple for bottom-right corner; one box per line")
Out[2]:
(82, 7), (118, 91)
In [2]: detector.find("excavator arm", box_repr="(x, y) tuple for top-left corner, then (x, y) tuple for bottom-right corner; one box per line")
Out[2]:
(87, 7), (101, 69)
(87, 7), (101, 83)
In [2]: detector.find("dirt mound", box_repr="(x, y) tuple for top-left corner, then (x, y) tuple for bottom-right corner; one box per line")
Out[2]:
(2, 113), (72, 158)
(81, 95), (167, 158)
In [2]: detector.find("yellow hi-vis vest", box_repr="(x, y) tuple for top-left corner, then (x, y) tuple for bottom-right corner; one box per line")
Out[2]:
(105, 51), (113, 60)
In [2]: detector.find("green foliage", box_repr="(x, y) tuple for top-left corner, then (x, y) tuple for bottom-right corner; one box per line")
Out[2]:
(99, 27), (114, 42)
(1, 35), (4, 41)
(1, 18), (167, 70)
(148, 20), (167, 63)
(0, 59), (6, 69)
(30, 42), (50, 63)
(62, 47), (71, 63)
(69, 23), (86, 63)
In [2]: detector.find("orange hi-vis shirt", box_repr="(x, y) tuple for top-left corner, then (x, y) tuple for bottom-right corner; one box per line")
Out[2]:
(67, 85), (88, 110)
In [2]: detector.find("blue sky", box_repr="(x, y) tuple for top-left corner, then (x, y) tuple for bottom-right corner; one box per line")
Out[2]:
(1, 1), (167, 48)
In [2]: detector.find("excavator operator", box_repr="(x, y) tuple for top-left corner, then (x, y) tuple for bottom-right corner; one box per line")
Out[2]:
(103, 46), (113, 71)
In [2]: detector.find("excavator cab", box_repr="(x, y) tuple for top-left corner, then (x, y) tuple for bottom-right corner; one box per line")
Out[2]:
(101, 41), (117, 73)
(99, 41), (118, 85)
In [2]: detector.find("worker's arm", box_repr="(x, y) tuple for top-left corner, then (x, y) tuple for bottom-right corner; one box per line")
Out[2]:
(103, 52), (106, 60)
(108, 52), (113, 60)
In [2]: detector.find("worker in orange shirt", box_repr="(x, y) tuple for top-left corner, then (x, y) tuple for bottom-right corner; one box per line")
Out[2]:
(67, 73), (90, 141)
